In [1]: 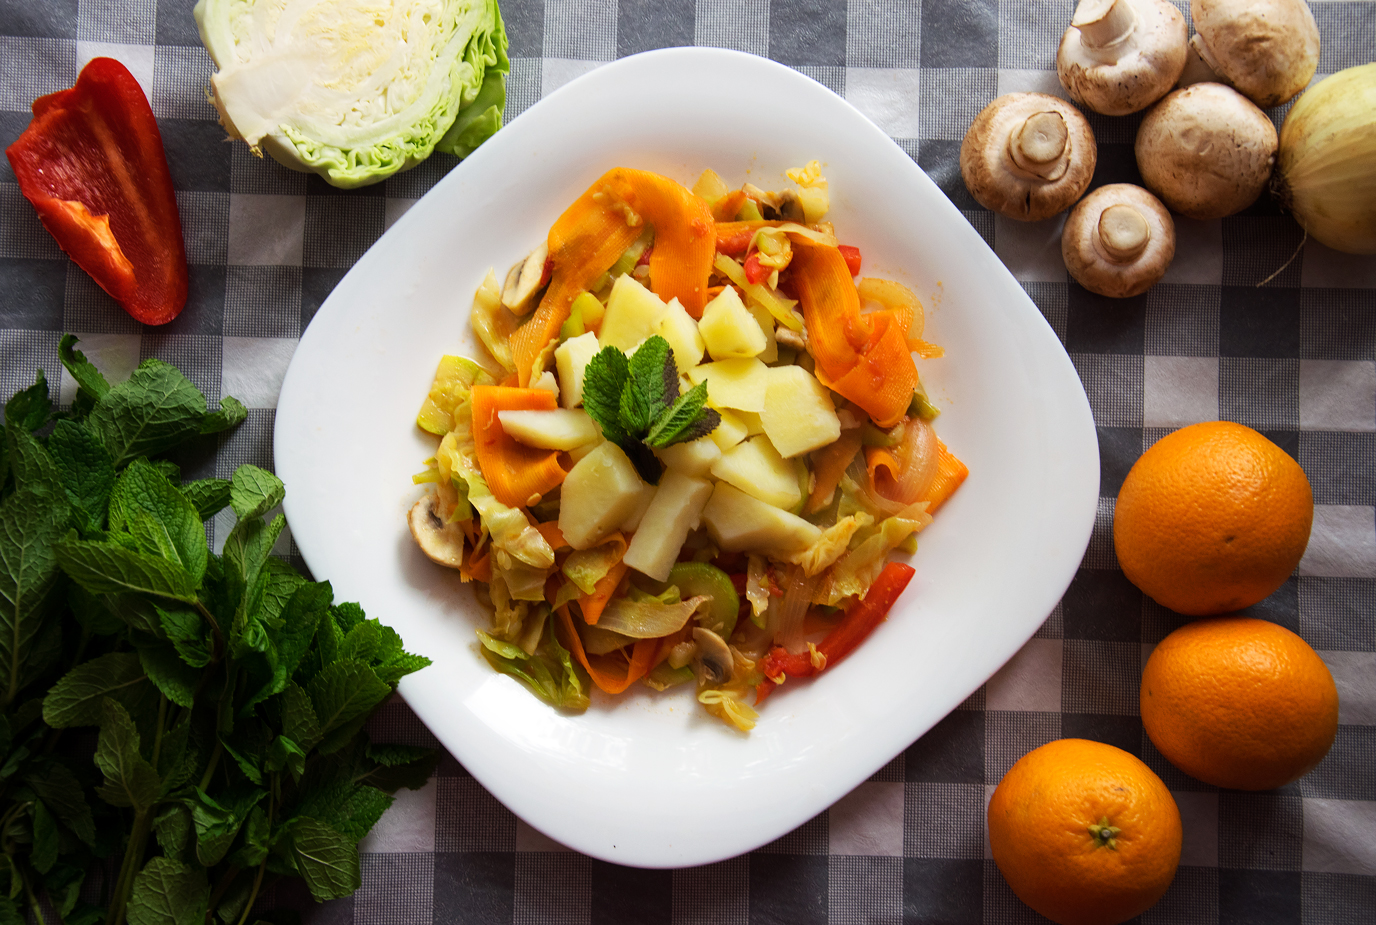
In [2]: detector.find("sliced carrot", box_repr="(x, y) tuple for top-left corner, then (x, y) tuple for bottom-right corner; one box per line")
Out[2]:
(920, 440), (968, 514)
(536, 521), (569, 551)
(807, 427), (864, 513)
(556, 606), (658, 694)
(579, 560), (628, 626)
(469, 386), (567, 509)
(463, 548), (492, 583)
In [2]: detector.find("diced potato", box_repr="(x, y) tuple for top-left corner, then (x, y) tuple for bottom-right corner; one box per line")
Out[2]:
(655, 435), (721, 477)
(655, 297), (705, 376)
(623, 471), (714, 580)
(736, 410), (765, 436)
(599, 274), (668, 350)
(497, 409), (599, 451)
(555, 331), (600, 409)
(699, 286), (767, 360)
(710, 435), (801, 509)
(559, 442), (646, 550)
(568, 438), (604, 464)
(710, 409), (748, 452)
(761, 365), (841, 458)
(745, 301), (778, 364)
(619, 481), (657, 532)
(701, 483), (821, 554)
(531, 370), (559, 395)
(687, 357), (768, 412)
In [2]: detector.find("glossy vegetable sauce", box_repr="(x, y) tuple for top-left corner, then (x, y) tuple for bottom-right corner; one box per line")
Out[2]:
(408, 164), (966, 730)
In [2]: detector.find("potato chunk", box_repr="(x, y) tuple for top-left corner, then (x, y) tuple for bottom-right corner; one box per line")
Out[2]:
(761, 365), (841, 458)
(699, 286), (767, 359)
(687, 357), (768, 412)
(710, 435), (801, 509)
(623, 471), (714, 580)
(701, 483), (821, 554)
(559, 442), (646, 549)
(599, 275), (668, 350)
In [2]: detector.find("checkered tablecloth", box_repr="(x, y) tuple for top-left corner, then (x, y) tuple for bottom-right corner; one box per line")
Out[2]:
(3, 1), (1374, 922)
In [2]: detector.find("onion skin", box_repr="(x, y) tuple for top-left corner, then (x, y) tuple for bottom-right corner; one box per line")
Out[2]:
(1275, 63), (1376, 254)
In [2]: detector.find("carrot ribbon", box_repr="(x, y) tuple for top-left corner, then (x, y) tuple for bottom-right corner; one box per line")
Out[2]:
(511, 168), (716, 384)
(469, 385), (567, 508)
(556, 605), (658, 694)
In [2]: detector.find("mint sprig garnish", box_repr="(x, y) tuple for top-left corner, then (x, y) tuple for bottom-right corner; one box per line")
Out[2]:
(581, 335), (721, 484)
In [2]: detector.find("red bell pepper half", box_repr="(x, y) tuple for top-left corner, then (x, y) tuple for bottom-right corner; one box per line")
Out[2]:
(755, 560), (916, 704)
(6, 58), (188, 325)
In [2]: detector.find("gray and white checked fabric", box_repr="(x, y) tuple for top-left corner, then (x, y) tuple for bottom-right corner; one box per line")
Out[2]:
(3, 1), (1375, 922)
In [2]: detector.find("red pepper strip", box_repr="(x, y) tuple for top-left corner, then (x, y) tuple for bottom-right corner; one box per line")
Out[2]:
(6, 58), (187, 325)
(838, 244), (862, 277)
(755, 561), (916, 704)
(744, 252), (770, 285)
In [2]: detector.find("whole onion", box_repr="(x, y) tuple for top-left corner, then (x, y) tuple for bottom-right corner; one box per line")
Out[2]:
(1274, 63), (1376, 254)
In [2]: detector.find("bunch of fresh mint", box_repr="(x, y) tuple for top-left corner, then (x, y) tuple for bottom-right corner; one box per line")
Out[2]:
(580, 335), (720, 483)
(0, 336), (433, 925)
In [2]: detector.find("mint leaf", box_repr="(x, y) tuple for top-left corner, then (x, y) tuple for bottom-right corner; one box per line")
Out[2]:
(25, 763), (96, 846)
(288, 817), (360, 901)
(157, 605), (211, 668)
(645, 380), (721, 448)
(136, 643), (199, 708)
(47, 420), (116, 535)
(180, 478), (232, 521)
(43, 652), (151, 728)
(94, 699), (161, 812)
(152, 804), (193, 862)
(580, 346), (630, 444)
(108, 460), (207, 583)
(125, 857), (209, 925)
(190, 786), (266, 867)
(0, 478), (69, 703)
(87, 359), (208, 467)
(199, 395), (246, 436)
(30, 798), (59, 873)
(58, 335), (110, 404)
(3, 370), (50, 433)
(307, 659), (391, 755)
(628, 335), (678, 422)
(229, 465), (284, 522)
(281, 682), (322, 752)
(56, 537), (199, 604)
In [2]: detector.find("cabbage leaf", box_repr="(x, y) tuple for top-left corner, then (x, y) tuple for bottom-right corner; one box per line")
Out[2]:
(196, 0), (509, 188)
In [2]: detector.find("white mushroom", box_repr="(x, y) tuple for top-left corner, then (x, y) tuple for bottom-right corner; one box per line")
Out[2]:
(960, 93), (1098, 222)
(1057, 0), (1189, 116)
(1135, 83), (1278, 220)
(692, 627), (733, 686)
(500, 240), (550, 315)
(407, 494), (465, 569)
(1179, 0), (1320, 109)
(1062, 184), (1176, 297)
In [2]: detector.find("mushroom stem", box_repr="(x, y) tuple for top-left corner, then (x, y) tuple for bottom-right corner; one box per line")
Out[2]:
(1009, 111), (1071, 181)
(1073, 0), (1138, 51)
(1098, 204), (1151, 261)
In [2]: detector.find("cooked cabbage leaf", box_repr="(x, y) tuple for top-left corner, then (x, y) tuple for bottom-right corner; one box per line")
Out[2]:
(195, 0), (509, 188)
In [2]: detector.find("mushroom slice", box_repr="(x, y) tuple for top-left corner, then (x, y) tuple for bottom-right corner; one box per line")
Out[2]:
(960, 92), (1097, 222)
(408, 493), (465, 569)
(692, 627), (734, 686)
(1056, 0), (1188, 116)
(1061, 184), (1176, 298)
(1135, 83), (1278, 221)
(500, 240), (551, 315)
(1182, 0), (1319, 109)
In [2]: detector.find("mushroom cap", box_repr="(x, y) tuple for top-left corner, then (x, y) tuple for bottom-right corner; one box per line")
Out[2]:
(1135, 83), (1278, 220)
(1190, 0), (1320, 108)
(408, 494), (465, 569)
(1062, 183), (1176, 297)
(1057, 0), (1189, 116)
(960, 92), (1097, 222)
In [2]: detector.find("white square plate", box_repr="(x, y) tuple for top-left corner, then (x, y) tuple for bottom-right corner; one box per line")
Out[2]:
(275, 48), (1099, 868)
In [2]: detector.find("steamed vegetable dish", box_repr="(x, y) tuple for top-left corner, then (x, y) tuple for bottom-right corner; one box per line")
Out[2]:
(408, 164), (967, 730)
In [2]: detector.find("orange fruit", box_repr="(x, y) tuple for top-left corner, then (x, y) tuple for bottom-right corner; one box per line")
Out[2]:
(1113, 421), (1312, 615)
(1141, 616), (1339, 790)
(988, 738), (1181, 925)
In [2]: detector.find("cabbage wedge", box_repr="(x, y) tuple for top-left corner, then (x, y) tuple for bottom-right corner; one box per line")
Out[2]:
(195, 0), (509, 188)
